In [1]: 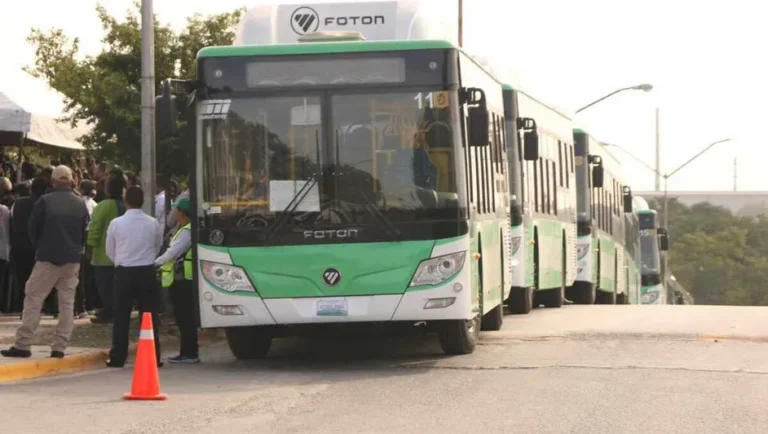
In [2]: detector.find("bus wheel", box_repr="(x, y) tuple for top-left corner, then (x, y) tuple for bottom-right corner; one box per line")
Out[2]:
(481, 302), (504, 331)
(438, 316), (480, 355)
(570, 282), (596, 304)
(540, 288), (564, 308)
(225, 326), (273, 360)
(596, 290), (616, 305)
(616, 293), (627, 305)
(507, 287), (533, 314)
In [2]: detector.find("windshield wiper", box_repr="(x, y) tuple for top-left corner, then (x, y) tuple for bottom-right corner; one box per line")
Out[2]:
(265, 131), (323, 240)
(353, 189), (401, 241)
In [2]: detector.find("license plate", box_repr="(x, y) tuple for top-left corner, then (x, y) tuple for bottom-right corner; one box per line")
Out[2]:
(316, 299), (348, 317)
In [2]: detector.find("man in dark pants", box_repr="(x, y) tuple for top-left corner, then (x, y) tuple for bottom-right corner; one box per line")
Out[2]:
(104, 186), (164, 368)
(155, 197), (198, 363)
(11, 178), (51, 314)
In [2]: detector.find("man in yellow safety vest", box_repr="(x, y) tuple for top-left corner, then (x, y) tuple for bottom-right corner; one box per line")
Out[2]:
(154, 197), (198, 364)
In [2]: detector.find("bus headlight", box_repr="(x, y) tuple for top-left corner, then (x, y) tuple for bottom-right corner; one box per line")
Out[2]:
(201, 261), (256, 293)
(409, 252), (466, 287)
(577, 244), (590, 260)
(510, 236), (522, 256)
(641, 290), (660, 304)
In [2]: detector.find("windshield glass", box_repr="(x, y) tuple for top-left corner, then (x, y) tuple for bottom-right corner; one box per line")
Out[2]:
(199, 91), (462, 237)
(640, 229), (661, 275)
(201, 96), (324, 229)
(329, 91), (460, 223)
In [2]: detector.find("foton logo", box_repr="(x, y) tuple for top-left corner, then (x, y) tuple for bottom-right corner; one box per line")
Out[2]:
(289, 6), (386, 36)
(291, 7), (319, 35)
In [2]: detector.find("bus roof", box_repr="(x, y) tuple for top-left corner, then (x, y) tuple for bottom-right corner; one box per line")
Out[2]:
(197, 39), (455, 59)
(636, 209), (657, 215)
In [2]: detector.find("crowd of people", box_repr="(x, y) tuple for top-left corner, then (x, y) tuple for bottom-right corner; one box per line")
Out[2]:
(0, 161), (197, 366)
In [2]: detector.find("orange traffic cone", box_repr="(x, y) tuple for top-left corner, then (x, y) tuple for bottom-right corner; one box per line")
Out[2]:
(124, 312), (167, 401)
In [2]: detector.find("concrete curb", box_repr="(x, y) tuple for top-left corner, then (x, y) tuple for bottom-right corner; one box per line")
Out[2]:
(0, 349), (109, 383)
(0, 328), (224, 383)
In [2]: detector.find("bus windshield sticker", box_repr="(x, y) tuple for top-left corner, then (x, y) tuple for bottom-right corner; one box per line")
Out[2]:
(291, 104), (322, 126)
(434, 91), (450, 109)
(269, 180), (321, 212)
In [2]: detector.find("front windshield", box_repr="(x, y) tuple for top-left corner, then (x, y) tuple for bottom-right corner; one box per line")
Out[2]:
(329, 91), (460, 223)
(199, 91), (461, 234)
(640, 229), (661, 275)
(201, 96), (323, 230)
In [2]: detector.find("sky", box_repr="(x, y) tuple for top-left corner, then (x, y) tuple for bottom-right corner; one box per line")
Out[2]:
(1, 0), (766, 192)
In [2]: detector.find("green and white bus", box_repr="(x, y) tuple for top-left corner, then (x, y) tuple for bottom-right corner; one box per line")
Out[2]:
(570, 130), (637, 304)
(156, 34), (524, 357)
(635, 208), (669, 304)
(502, 85), (577, 313)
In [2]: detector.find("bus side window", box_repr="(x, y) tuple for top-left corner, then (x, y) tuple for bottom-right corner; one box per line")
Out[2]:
(533, 158), (539, 213)
(552, 160), (558, 216)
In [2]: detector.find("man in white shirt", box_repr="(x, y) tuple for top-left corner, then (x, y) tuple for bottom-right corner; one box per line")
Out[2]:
(104, 185), (164, 368)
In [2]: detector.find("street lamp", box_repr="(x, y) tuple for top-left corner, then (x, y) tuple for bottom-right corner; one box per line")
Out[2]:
(603, 138), (732, 229)
(604, 139), (733, 304)
(575, 83), (654, 114)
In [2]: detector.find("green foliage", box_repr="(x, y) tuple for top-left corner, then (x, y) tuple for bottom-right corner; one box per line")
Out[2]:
(24, 3), (244, 178)
(650, 198), (768, 305)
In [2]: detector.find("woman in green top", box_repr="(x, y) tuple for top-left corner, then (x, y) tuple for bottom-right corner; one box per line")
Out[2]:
(87, 175), (126, 324)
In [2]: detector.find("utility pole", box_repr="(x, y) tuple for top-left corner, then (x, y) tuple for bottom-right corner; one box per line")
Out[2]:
(458, 0), (463, 47)
(140, 0), (156, 217)
(655, 107), (661, 191)
(733, 157), (737, 191)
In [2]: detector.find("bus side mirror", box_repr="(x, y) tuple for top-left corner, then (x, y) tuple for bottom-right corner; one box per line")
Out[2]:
(156, 80), (178, 138)
(468, 105), (489, 147)
(623, 194), (633, 213)
(518, 117), (539, 161)
(658, 228), (669, 251)
(523, 130), (539, 160)
(592, 165), (604, 188)
(623, 186), (633, 213)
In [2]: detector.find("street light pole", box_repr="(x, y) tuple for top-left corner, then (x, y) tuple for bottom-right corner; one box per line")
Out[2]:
(655, 108), (661, 191)
(575, 83), (653, 114)
(140, 0), (156, 217)
(458, 0), (463, 47)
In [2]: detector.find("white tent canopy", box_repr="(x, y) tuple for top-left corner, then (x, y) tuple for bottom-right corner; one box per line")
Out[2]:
(25, 116), (89, 150)
(0, 92), (31, 134)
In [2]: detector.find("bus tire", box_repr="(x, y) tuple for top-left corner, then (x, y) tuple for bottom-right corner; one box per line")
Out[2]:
(225, 326), (273, 360)
(617, 293), (627, 305)
(569, 281), (595, 304)
(481, 303), (504, 331)
(539, 288), (564, 308)
(438, 317), (480, 355)
(507, 287), (533, 314)
(596, 290), (616, 305)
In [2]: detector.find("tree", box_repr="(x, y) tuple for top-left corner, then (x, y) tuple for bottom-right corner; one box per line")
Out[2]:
(24, 3), (244, 178)
(649, 198), (768, 306)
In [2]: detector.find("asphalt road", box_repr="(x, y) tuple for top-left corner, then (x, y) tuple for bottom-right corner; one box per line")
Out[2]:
(3, 305), (768, 434)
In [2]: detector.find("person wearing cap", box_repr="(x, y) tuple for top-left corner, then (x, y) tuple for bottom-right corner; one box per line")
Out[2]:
(1, 165), (89, 359)
(154, 196), (198, 364)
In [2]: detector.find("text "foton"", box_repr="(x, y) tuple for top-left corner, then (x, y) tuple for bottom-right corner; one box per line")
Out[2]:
(304, 229), (359, 240)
